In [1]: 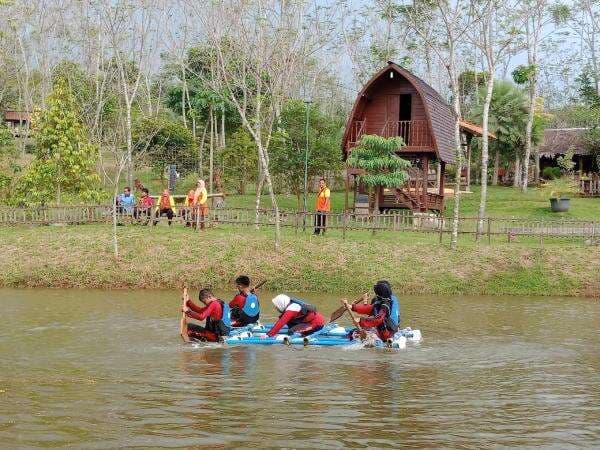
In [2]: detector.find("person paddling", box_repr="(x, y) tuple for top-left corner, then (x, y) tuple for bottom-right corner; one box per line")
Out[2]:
(182, 288), (232, 342)
(265, 294), (325, 338)
(229, 275), (260, 327)
(341, 280), (399, 341)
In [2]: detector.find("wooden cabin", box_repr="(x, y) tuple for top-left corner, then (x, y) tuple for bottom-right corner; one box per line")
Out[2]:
(3, 110), (31, 137)
(342, 62), (485, 213)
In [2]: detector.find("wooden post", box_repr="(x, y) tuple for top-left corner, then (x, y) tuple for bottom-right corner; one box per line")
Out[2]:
(344, 173), (349, 212)
(438, 216), (444, 243)
(487, 218), (491, 244)
(465, 135), (472, 189)
(342, 211), (347, 240)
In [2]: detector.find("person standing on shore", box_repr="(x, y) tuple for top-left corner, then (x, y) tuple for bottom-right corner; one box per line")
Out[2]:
(194, 179), (209, 230)
(314, 178), (330, 235)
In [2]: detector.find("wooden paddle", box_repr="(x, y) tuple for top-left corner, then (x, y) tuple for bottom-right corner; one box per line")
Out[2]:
(329, 292), (369, 323)
(342, 299), (367, 340)
(180, 286), (190, 343)
(251, 279), (267, 292)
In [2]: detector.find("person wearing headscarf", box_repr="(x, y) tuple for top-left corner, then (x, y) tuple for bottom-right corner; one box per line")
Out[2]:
(341, 280), (400, 341)
(194, 179), (209, 229)
(265, 294), (325, 337)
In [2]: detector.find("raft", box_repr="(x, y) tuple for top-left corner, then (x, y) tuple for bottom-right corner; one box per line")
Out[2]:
(224, 323), (422, 348)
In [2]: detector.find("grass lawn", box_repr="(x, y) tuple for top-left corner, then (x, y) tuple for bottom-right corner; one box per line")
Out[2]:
(223, 185), (600, 220)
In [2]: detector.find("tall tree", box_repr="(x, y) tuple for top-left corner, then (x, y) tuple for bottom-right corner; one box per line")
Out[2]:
(14, 77), (100, 206)
(513, 0), (569, 191)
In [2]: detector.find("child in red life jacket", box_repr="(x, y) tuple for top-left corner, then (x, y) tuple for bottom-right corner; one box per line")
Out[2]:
(182, 288), (232, 342)
(265, 294), (325, 338)
(342, 280), (399, 341)
(229, 275), (260, 327)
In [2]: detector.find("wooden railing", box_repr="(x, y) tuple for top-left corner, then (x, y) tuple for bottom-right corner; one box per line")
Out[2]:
(348, 120), (366, 146)
(580, 176), (600, 196)
(380, 120), (433, 147)
(1, 205), (599, 243)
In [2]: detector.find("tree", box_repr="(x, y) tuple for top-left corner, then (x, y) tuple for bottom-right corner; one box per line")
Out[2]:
(513, 0), (570, 191)
(400, 0), (479, 250)
(346, 135), (411, 215)
(190, 0), (338, 249)
(0, 124), (19, 201)
(13, 77), (100, 206)
(270, 99), (343, 210)
(469, 0), (521, 239)
(220, 128), (259, 195)
(132, 114), (195, 177)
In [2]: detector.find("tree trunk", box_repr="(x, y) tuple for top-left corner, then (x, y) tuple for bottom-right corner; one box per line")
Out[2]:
(125, 104), (133, 187)
(221, 103), (226, 148)
(534, 150), (540, 184)
(257, 144), (280, 248)
(209, 108), (214, 194)
(476, 74), (495, 240)
(254, 172), (265, 230)
(492, 149), (500, 186)
(513, 156), (521, 187)
(449, 42), (462, 251)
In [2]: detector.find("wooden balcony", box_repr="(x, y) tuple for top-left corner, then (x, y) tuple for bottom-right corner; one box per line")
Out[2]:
(347, 119), (366, 147)
(380, 120), (433, 148)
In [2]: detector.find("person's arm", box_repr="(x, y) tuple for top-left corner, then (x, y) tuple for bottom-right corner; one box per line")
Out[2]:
(185, 300), (220, 321)
(266, 310), (297, 337)
(199, 189), (208, 205)
(324, 188), (331, 211)
(186, 299), (207, 315)
(359, 308), (386, 328)
(352, 303), (374, 315)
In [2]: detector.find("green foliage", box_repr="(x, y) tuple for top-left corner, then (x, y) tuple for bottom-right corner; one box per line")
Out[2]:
(541, 176), (578, 199)
(576, 68), (600, 108)
(459, 70), (488, 110)
(583, 127), (600, 171)
(556, 146), (576, 173)
(469, 80), (545, 163)
(132, 115), (195, 176)
(220, 128), (258, 194)
(12, 77), (101, 206)
(542, 167), (561, 180)
(270, 99), (343, 198)
(346, 135), (410, 188)
(0, 124), (19, 200)
(512, 64), (537, 85)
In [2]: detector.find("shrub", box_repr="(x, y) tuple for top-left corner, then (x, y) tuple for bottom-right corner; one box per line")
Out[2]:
(542, 167), (561, 180)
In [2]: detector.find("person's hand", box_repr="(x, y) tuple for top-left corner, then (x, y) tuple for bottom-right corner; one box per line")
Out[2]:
(341, 298), (349, 307)
(362, 292), (369, 304)
(182, 306), (190, 314)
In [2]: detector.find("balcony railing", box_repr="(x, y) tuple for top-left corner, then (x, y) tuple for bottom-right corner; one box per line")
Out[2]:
(348, 120), (366, 146)
(380, 120), (433, 147)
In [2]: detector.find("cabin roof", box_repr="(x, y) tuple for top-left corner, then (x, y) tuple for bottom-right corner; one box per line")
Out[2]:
(459, 119), (497, 139)
(342, 61), (458, 164)
(539, 128), (589, 156)
(3, 110), (31, 122)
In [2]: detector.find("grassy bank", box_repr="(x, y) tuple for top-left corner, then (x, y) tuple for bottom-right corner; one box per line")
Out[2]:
(224, 185), (600, 219)
(1, 224), (598, 297)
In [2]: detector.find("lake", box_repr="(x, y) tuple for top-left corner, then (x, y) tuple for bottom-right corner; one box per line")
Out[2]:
(1, 289), (599, 448)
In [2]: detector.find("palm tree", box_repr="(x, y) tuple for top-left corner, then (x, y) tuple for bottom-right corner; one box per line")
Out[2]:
(346, 135), (411, 215)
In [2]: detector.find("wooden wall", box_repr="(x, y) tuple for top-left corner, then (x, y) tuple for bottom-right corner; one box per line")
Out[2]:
(359, 74), (427, 137)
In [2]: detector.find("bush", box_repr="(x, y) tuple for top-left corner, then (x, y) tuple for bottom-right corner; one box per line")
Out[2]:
(542, 167), (561, 180)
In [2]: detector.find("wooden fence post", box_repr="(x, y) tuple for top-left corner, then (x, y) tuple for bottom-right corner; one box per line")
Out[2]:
(487, 218), (491, 245)
(342, 211), (348, 240)
(438, 217), (444, 244)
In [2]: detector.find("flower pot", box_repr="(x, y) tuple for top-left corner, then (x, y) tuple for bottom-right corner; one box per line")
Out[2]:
(550, 197), (570, 212)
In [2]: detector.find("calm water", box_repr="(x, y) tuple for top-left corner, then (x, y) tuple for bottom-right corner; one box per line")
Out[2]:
(0, 289), (599, 449)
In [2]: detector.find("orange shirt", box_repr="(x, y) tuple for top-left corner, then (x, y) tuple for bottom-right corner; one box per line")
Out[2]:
(316, 187), (331, 212)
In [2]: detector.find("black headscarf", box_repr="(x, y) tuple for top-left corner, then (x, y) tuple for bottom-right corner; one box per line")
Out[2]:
(373, 280), (392, 300)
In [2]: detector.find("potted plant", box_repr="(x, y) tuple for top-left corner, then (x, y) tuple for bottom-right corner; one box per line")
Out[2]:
(542, 177), (578, 212)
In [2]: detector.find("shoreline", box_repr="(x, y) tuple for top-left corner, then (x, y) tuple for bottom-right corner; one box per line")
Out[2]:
(1, 224), (598, 297)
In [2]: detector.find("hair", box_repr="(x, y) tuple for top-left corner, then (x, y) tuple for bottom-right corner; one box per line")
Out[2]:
(199, 288), (214, 303)
(124, 186), (131, 191)
(319, 178), (326, 183)
(373, 280), (392, 300)
(142, 188), (149, 194)
(235, 275), (250, 287)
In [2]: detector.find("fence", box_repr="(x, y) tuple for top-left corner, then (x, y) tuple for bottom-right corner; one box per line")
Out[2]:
(1, 204), (598, 244)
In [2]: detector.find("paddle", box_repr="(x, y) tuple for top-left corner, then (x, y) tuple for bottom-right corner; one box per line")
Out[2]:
(329, 292), (369, 323)
(342, 299), (367, 340)
(251, 279), (267, 293)
(180, 286), (190, 343)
